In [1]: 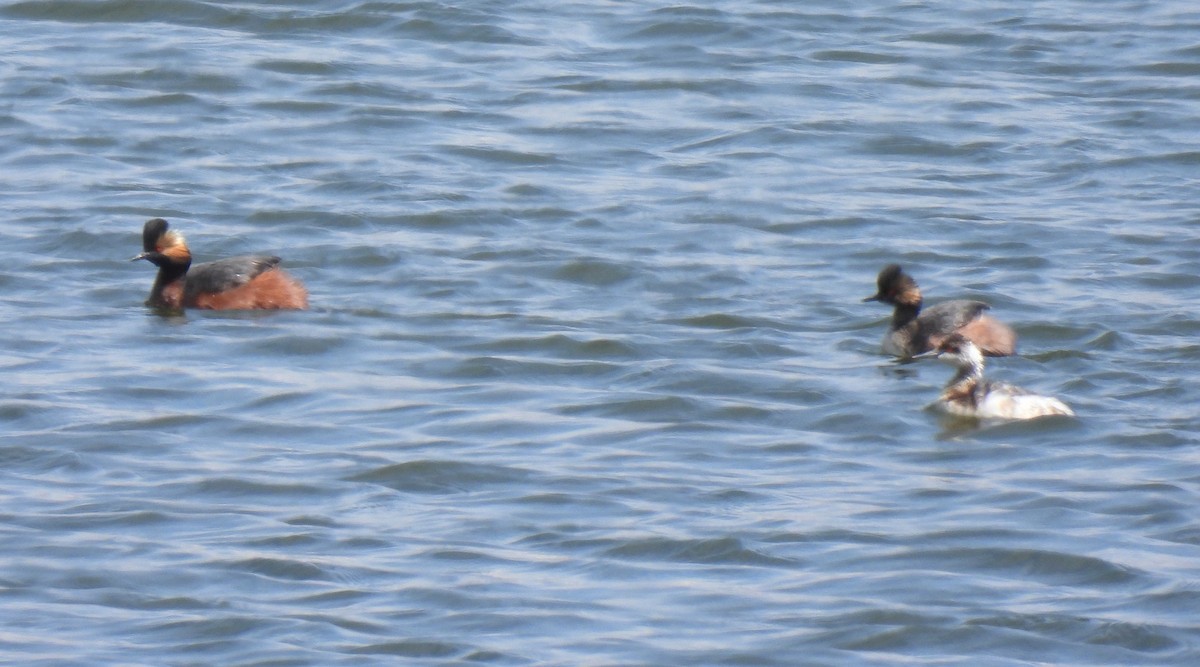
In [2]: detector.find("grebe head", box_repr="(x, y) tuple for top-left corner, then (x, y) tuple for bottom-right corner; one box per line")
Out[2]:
(131, 218), (191, 269)
(863, 264), (922, 308)
(920, 333), (985, 369)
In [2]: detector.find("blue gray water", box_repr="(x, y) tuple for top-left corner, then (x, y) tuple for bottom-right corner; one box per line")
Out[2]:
(2, 1), (1199, 664)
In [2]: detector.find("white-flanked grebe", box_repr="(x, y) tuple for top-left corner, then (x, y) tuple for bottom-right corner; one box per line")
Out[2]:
(864, 264), (1016, 358)
(132, 218), (308, 311)
(919, 334), (1073, 420)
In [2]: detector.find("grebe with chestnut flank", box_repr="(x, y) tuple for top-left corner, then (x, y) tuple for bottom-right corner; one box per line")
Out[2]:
(131, 218), (308, 310)
(864, 264), (1016, 358)
(918, 334), (1073, 420)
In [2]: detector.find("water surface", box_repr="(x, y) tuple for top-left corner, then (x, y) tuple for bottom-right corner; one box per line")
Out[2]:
(2, 1), (1199, 664)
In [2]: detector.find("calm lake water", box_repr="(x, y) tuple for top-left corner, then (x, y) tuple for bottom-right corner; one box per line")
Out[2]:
(2, 1), (1199, 664)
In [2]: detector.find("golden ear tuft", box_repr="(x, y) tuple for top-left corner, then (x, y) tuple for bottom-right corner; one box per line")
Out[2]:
(158, 230), (191, 261)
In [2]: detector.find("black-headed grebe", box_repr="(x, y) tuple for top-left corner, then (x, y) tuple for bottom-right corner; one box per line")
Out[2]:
(919, 334), (1073, 420)
(864, 264), (1016, 358)
(131, 218), (308, 310)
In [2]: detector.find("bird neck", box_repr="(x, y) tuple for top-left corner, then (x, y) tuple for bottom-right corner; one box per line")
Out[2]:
(890, 300), (922, 329)
(148, 260), (189, 307)
(945, 356), (984, 391)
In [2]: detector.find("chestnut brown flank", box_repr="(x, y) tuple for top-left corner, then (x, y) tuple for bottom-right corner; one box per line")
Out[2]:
(956, 316), (1016, 357)
(190, 269), (308, 310)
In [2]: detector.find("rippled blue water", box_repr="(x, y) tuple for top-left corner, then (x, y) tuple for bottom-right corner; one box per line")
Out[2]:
(3, 1), (1200, 664)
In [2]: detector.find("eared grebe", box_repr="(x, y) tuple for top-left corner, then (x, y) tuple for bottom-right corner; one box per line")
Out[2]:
(919, 334), (1073, 420)
(864, 264), (1016, 358)
(131, 218), (308, 310)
